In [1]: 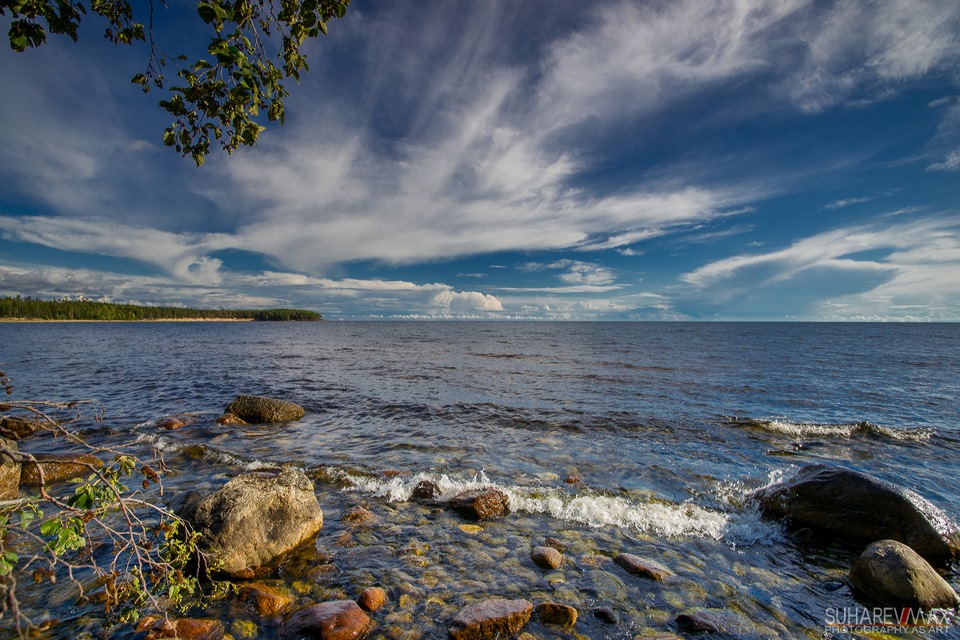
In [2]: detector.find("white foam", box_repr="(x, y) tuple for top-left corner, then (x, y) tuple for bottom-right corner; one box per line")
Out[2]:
(739, 419), (933, 441)
(336, 469), (776, 545)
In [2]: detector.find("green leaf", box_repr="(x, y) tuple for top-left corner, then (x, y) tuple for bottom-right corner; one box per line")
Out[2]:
(20, 510), (36, 529)
(40, 519), (62, 537)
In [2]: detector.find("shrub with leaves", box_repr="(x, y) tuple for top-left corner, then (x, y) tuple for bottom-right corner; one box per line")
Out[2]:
(0, 389), (226, 638)
(1, 0), (350, 165)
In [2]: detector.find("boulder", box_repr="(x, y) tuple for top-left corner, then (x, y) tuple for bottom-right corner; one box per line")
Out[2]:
(849, 539), (960, 609)
(224, 395), (304, 423)
(0, 437), (19, 500)
(19, 453), (103, 486)
(239, 582), (295, 617)
(448, 488), (510, 521)
(357, 586), (388, 612)
(614, 553), (674, 581)
(284, 600), (372, 640)
(178, 468), (323, 579)
(0, 416), (42, 440)
(535, 602), (577, 627)
(530, 546), (563, 569)
(755, 464), (960, 565)
(448, 598), (533, 640)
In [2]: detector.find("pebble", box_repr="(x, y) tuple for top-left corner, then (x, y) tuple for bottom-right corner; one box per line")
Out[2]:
(358, 586), (388, 612)
(530, 546), (563, 569)
(535, 602), (578, 627)
(593, 607), (618, 625)
(614, 553), (675, 581)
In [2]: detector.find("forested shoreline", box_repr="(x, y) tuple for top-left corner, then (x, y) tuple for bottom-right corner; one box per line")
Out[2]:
(0, 296), (323, 321)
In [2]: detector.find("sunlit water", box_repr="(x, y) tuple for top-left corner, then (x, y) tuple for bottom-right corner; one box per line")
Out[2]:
(3, 321), (959, 638)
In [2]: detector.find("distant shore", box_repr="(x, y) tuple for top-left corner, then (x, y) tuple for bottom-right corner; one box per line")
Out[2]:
(0, 317), (256, 322)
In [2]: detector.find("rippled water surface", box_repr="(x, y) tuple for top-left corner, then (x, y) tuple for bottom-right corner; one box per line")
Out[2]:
(3, 321), (959, 638)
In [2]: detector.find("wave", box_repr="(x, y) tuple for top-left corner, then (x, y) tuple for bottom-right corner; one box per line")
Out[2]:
(724, 417), (933, 441)
(329, 468), (775, 546)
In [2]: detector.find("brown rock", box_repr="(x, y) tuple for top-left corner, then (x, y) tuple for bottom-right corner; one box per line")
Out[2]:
(140, 617), (224, 640)
(0, 437), (19, 500)
(448, 488), (510, 521)
(343, 505), (375, 525)
(160, 417), (185, 430)
(178, 468), (324, 579)
(19, 453), (103, 485)
(0, 416), (42, 440)
(170, 619), (226, 640)
(850, 539), (960, 609)
(358, 587), (388, 612)
(448, 598), (533, 640)
(535, 602), (577, 627)
(224, 395), (304, 423)
(216, 413), (247, 426)
(411, 479), (441, 501)
(284, 600), (372, 640)
(530, 546), (563, 569)
(543, 537), (566, 552)
(614, 553), (674, 581)
(239, 582), (295, 617)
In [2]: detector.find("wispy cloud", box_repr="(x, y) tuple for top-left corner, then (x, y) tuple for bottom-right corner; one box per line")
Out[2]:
(679, 216), (960, 319)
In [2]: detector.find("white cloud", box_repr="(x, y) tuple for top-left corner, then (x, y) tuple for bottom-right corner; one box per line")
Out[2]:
(0, 216), (235, 285)
(430, 290), (504, 313)
(680, 217), (960, 319)
(927, 151), (960, 172)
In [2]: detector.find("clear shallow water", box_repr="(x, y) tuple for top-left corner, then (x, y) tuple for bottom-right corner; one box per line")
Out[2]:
(2, 321), (959, 638)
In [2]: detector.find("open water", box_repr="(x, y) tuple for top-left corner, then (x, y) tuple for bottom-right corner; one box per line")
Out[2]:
(2, 321), (959, 638)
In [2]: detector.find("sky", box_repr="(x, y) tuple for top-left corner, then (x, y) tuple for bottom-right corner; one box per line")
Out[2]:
(1, 0), (959, 320)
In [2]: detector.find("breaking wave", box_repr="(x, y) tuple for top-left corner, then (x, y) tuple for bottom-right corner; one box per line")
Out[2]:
(724, 417), (933, 441)
(330, 468), (776, 546)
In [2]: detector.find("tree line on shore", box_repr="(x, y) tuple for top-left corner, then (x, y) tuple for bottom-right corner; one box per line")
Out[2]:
(0, 296), (323, 322)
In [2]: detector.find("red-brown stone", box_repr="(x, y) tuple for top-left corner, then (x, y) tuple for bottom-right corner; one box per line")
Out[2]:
(448, 489), (510, 521)
(357, 586), (388, 612)
(448, 598), (533, 639)
(284, 600), (372, 640)
(614, 553), (674, 581)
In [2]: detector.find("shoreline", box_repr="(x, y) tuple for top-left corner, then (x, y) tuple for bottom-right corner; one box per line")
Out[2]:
(0, 317), (257, 322)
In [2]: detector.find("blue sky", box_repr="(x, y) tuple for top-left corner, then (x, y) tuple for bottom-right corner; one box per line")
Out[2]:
(1, 0), (959, 320)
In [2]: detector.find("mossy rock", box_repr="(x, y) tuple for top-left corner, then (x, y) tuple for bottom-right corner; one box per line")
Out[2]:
(225, 395), (305, 423)
(19, 453), (103, 486)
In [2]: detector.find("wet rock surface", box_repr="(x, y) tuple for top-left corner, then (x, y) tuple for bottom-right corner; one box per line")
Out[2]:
(448, 488), (510, 521)
(357, 586), (388, 612)
(448, 598), (533, 639)
(224, 395), (305, 423)
(19, 452), (103, 485)
(178, 468), (323, 578)
(284, 600), (372, 640)
(530, 545), (563, 569)
(614, 553), (674, 581)
(849, 539), (960, 609)
(0, 436), (19, 500)
(756, 464), (960, 565)
(535, 602), (577, 627)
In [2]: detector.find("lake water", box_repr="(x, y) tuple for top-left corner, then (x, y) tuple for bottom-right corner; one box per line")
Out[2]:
(3, 321), (959, 638)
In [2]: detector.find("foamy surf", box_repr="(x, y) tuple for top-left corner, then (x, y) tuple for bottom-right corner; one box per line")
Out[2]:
(332, 468), (776, 546)
(725, 417), (933, 441)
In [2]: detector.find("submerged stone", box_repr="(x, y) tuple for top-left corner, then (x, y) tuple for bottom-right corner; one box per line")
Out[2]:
(531, 546), (563, 569)
(448, 598), (533, 639)
(19, 453), (103, 485)
(614, 553), (674, 581)
(535, 602), (577, 627)
(284, 600), (372, 639)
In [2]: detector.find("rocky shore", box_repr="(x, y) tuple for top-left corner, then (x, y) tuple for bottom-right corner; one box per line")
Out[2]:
(2, 395), (959, 639)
